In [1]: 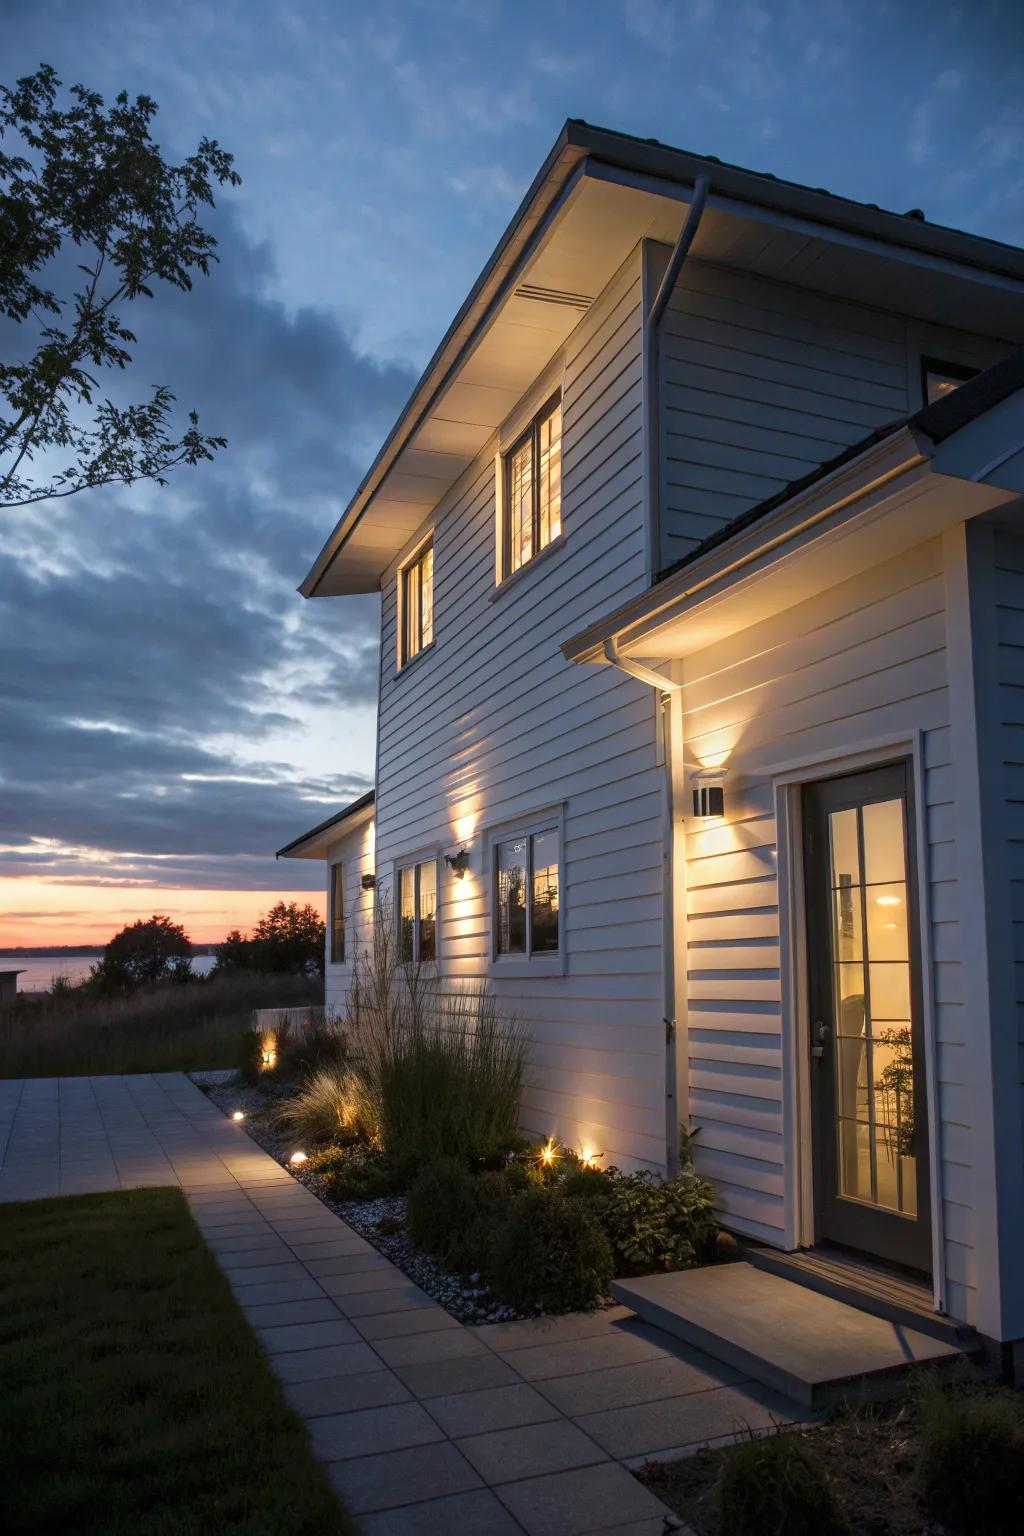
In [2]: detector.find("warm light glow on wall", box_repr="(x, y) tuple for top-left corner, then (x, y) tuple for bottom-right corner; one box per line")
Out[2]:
(260, 1033), (278, 1072)
(451, 801), (479, 846)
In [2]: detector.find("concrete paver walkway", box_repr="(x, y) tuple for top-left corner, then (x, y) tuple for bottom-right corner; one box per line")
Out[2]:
(0, 1073), (803, 1533)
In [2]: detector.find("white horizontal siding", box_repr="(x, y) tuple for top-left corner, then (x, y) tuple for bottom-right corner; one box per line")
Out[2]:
(323, 817), (375, 1014)
(678, 538), (976, 1317)
(657, 259), (1012, 571)
(370, 245), (666, 1171)
(990, 526), (1024, 1331)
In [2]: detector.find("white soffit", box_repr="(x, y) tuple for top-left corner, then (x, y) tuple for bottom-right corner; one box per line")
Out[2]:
(314, 173), (699, 595)
(622, 471), (1011, 661)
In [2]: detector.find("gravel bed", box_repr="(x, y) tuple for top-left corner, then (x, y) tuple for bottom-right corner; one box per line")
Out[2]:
(200, 1075), (530, 1323)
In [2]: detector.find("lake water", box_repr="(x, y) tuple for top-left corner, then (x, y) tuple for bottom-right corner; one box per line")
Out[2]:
(6, 954), (218, 992)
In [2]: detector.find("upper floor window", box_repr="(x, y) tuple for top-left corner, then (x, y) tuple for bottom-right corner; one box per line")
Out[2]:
(495, 826), (560, 959)
(400, 538), (433, 666)
(330, 863), (345, 964)
(502, 395), (562, 579)
(923, 358), (978, 405)
(399, 857), (438, 963)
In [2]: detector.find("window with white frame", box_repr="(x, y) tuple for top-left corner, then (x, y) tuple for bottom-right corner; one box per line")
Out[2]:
(398, 857), (438, 963)
(494, 825), (560, 960)
(330, 863), (345, 964)
(501, 394), (562, 579)
(400, 538), (434, 666)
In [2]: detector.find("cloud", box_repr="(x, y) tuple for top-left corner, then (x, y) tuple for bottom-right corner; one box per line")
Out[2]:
(0, 206), (411, 896)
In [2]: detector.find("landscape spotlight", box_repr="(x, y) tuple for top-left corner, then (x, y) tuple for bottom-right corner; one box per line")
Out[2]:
(231, 1110), (245, 1122)
(289, 1150), (307, 1167)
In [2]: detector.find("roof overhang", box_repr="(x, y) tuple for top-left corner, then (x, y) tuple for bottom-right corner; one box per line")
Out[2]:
(563, 387), (1024, 668)
(302, 121), (1024, 600)
(276, 792), (375, 861)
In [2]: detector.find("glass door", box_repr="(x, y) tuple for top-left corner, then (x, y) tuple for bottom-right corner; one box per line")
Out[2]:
(803, 763), (931, 1272)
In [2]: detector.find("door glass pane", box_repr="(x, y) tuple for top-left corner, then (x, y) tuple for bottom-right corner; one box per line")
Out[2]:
(496, 838), (527, 954)
(866, 886), (909, 960)
(826, 795), (917, 1217)
(838, 1119), (871, 1204)
(531, 829), (559, 953)
(399, 865), (415, 962)
(869, 962), (911, 1021)
(833, 884), (862, 962)
(862, 798), (906, 885)
(829, 808), (860, 888)
(417, 859), (437, 963)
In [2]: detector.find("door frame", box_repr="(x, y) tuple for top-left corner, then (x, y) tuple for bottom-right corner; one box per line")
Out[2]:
(771, 730), (945, 1313)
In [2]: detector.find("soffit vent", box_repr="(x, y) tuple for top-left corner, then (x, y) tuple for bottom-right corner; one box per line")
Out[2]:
(513, 283), (594, 311)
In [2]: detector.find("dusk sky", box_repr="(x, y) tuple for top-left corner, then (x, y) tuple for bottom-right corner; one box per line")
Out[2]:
(2, 0), (1022, 946)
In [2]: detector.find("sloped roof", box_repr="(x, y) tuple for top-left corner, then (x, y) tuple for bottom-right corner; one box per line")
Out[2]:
(276, 790), (375, 860)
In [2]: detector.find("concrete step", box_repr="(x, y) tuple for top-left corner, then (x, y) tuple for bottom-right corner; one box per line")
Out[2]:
(745, 1246), (975, 1349)
(611, 1262), (962, 1410)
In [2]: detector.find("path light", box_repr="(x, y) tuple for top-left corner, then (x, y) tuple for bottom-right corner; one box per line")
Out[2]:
(289, 1150), (307, 1167)
(538, 1137), (559, 1168)
(231, 1110), (245, 1123)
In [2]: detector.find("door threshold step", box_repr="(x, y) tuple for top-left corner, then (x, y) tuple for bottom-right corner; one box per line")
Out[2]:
(612, 1261), (963, 1410)
(745, 1246), (976, 1348)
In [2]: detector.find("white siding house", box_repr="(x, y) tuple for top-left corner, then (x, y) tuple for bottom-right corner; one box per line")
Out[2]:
(281, 122), (1024, 1359)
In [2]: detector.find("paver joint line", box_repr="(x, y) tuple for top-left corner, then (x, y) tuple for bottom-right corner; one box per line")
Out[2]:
(0, 1072), (800, 1531)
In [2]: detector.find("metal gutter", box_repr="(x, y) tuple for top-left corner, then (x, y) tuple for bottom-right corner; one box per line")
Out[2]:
(563, 428), (927, 664)
(276, 790), (376, 859)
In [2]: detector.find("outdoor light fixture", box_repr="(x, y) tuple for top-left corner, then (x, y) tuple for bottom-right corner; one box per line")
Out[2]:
(289, 1150), (307, 1167)
(691, 769), (726, 819)
(539, 1137), (559, 1168)
(231, 1110), (245, 1122)
(361, 872), (377, 891)
(444, 846), (470, 879)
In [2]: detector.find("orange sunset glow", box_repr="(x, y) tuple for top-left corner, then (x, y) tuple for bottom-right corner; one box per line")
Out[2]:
(0, 878), (327, 949)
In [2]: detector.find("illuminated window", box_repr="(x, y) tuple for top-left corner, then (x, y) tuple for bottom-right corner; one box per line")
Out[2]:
(400, 538), (434, 666)
(502, 395), (562, 579)
(330, 863), (345, 964)
(495, 827), (559, 958)
(398, 858), (438, 963)
(922, 358), (978, 405)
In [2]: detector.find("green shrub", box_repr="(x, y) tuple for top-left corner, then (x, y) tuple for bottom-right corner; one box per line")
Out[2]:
(407, 1160), (516, 1274)
(305, 1143), (398, 1200)
(590, 1167), (716, 1275)
(488, 1189), (613, 1313)
(917, 1390), (1024, 1534)
(717, 1434), (850, 1536)
(560, 1165), (609, 1200)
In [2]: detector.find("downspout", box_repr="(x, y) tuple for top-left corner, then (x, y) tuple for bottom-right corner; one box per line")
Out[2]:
(624, 178), (708, 1175)
(645, 175), (710, 576)
(603, 635), (687, 1174)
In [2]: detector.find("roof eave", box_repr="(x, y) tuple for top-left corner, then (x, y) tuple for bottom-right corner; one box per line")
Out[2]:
(276, 792), (375, 860)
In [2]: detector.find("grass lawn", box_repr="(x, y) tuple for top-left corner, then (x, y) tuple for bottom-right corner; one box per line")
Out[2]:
(0, 1187), (357, 1535)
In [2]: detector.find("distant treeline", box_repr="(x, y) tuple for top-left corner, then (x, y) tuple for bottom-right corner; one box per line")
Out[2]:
(0, 945), (220, 958)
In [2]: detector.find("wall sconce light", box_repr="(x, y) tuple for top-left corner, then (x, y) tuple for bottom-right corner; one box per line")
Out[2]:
(444, 847), (470, 879)
(361, 872), (377, 891)
(691, 770), (726, 819)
